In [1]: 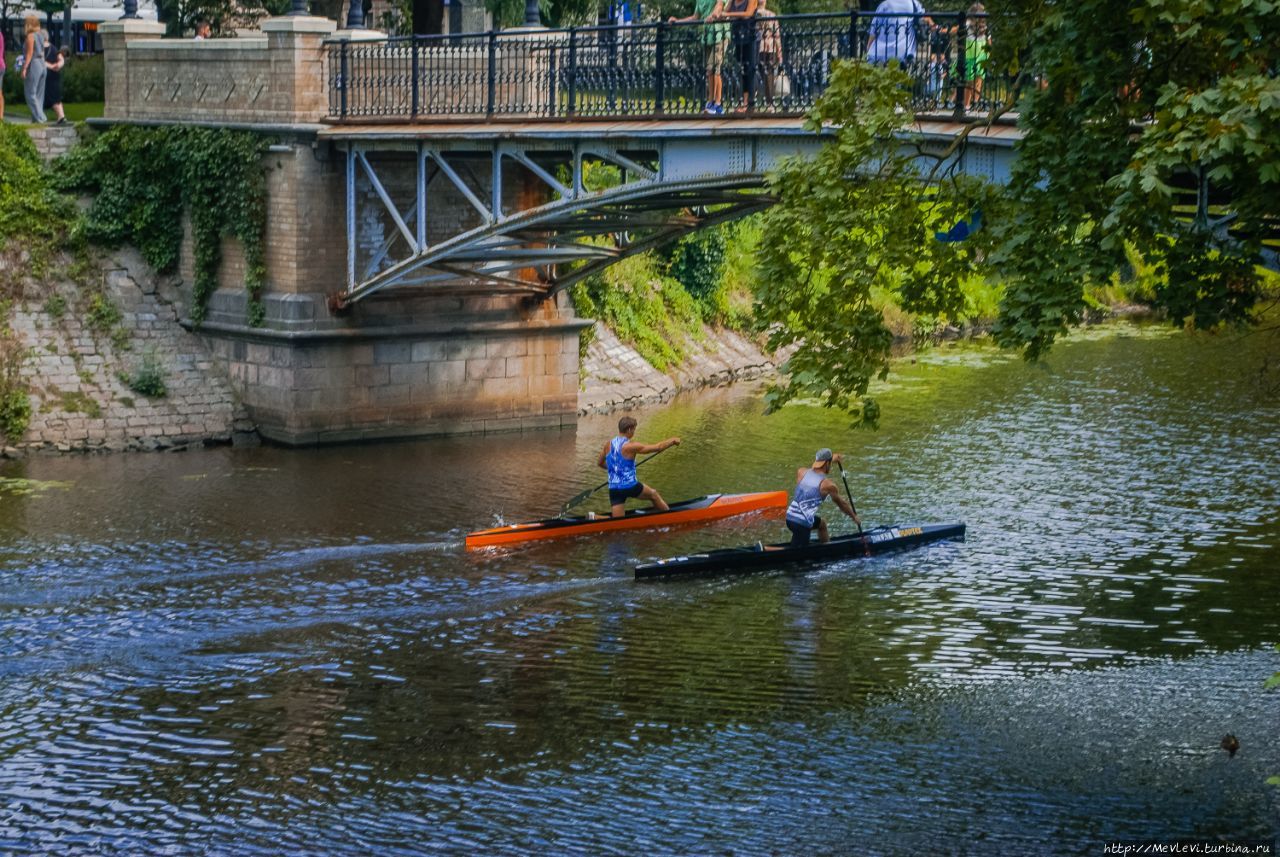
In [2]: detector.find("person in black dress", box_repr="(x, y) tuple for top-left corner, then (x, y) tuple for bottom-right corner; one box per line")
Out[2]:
(43, 45), (68, 125)
(723, 0), (758, 110)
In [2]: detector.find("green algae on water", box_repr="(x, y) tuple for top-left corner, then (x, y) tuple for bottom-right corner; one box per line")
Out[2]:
(0, 478), (74, 497)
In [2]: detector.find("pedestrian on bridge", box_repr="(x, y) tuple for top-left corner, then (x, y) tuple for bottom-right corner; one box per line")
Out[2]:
(866, 0), (933, 69)
(669, 0), (730, 115)
(755, 0), (784, 104)
(956, 3), (989, 110)
(20, 15), (49, 124)
(43, 45), (68, 126)
(722, 0), (758, 111)
(0, 30), (6, 120)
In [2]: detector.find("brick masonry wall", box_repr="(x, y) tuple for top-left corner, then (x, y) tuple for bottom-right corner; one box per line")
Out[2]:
(4, 250), (251, 456)
(179, 142), (346, 299)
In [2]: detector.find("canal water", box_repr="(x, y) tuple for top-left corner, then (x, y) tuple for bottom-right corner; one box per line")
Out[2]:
(1, 324), (1278, 854)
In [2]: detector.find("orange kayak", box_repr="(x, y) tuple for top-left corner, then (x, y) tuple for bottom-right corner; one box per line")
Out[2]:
(465, 491), (788, 548)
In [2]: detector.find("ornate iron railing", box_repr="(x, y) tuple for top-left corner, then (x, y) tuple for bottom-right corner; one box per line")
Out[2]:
(327, 11), (1011, 122)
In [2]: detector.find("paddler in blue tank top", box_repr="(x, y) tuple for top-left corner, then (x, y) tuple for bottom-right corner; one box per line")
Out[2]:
(784, 448), (860, 545)
(596, 415), (681, 518)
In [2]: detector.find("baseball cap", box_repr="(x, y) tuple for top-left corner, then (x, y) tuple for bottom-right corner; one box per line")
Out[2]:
(814, 448), (833, 463)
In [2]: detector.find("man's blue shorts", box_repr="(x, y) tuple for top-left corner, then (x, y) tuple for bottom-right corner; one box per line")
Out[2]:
(786, 515), (824, 546)
(609, 483), (644, 506)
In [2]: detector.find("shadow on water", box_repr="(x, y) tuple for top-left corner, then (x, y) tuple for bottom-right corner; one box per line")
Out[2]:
(1, 324), (1278, 853)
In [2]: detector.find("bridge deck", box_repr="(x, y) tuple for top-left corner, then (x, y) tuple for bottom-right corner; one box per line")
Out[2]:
(317, 117), (1023, 146)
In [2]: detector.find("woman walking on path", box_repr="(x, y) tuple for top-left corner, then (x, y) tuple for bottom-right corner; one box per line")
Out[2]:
(43, 46), (68, 125)
(21, 15), (49, 123)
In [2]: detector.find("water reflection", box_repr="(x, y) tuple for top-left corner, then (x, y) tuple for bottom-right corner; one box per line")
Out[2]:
(1, 325), (1278, 852)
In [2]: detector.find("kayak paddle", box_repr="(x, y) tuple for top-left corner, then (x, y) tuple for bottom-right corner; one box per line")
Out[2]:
(561, 446), (670, 515)
(837, 460), (870, 557)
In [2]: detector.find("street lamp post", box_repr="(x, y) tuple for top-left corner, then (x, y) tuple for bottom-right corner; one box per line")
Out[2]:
(290, 0), (310, 15)
(122, 0), (139, 20)
(524, 0), (539, 26)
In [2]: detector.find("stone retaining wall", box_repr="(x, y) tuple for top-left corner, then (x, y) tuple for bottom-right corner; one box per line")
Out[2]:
(3, 250), (251, 456)
(25, 124), (79, 163)
(579, 324), (776, 415)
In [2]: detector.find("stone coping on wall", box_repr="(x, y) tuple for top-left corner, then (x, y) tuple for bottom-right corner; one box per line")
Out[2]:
(265, 16), (340, 34)
(188, 317), (594, 344)
(86, 118), (328, 135)
(127, 37), (270, 54)
(189, 290), (591, 338)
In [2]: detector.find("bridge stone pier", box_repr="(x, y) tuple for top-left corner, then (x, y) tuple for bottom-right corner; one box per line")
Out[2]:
(98, 10), (1018, 444)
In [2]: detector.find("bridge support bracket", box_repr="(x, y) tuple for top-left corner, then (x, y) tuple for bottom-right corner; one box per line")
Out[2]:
(327, 292), (350, 314)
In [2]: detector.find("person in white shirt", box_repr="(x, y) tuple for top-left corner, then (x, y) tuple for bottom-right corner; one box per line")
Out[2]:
(866, 0), (933, 68)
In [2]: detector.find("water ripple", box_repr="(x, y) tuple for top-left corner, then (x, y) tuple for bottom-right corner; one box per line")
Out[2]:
(1, 327), (1278, 852)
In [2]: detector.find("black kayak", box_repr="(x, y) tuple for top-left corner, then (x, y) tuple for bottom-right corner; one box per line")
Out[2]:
(634, 522), (966, 580)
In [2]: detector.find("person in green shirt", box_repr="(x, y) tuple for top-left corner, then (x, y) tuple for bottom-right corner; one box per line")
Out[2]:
(669, 0), (730, 114)
(957, 2), (988, 109)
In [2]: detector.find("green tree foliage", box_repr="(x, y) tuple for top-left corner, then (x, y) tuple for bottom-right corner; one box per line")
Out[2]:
(570, 252), (704, 372)
(376, 0), (413, 34)
(0, 124), (76, 277)
(754, 61), (988, 424)
(667, 228), (727, 315)
(60, 53), (104, 104)
(57, 126), (270, 326)
(756, 0), (1280, 422)
(0, 304), (31, 442)
(487, 0), (600, 29)
(154, 0), (289, 36)
(987, 0), (1279, 358)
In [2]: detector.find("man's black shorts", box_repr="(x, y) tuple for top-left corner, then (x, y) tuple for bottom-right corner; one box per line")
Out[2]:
(608, 483), (645, 506)
(786, 515), (823, 546)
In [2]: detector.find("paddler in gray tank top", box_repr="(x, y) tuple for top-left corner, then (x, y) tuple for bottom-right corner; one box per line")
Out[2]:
(783, 448), (860, 546)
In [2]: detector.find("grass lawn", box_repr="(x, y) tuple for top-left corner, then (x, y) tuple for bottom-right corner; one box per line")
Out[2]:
(2, 101), (104, 122)
(64, 102), (104, 121)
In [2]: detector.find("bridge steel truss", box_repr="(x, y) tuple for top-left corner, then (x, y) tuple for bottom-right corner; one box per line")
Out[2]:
(326, 126), (833, 308)
(324, 120), (1023, 308)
